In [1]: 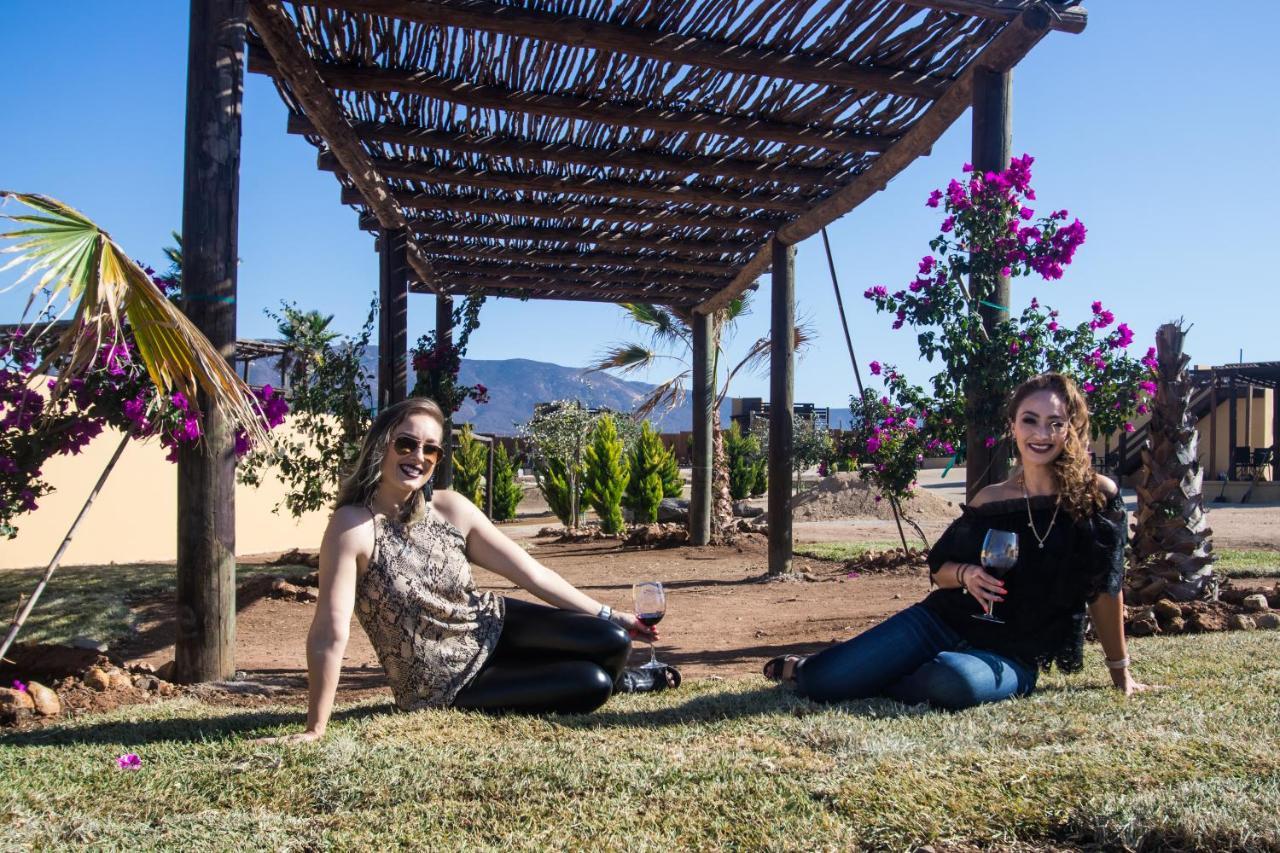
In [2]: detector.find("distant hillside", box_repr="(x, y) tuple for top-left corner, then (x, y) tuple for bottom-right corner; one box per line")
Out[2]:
(246, 348), (741, 435)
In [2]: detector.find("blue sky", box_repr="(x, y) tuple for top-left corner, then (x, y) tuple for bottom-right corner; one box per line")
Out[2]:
(2, 2), (1277, 410)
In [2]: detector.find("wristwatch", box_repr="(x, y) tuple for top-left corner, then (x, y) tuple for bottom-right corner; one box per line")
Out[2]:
(596, 604), (613, 621)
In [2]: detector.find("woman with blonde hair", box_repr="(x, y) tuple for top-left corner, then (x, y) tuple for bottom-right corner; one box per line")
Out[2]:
(764, 373), (1155, 708)
(263, 397), (662, 742)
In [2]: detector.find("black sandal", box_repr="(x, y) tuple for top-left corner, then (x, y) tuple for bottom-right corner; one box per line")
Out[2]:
(762, 654), (803, 684)
(616, 664), (681, 693)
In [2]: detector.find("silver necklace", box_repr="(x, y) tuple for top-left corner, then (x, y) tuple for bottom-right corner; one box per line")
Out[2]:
(1021, 475), (1061, 549)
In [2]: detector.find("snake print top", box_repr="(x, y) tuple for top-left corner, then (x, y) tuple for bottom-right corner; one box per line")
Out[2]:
(355, 507), (505, 710)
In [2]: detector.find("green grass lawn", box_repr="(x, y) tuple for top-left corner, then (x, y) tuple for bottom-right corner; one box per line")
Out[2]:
(3, 632), (1278, 850)
(0, 562), (305, 648)
(794, 541), (902, 561)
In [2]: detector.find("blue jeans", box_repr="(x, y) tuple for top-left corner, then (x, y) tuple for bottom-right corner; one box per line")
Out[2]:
(794, 604), (1037, 710)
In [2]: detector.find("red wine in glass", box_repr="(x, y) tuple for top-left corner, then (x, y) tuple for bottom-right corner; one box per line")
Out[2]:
(973, 529), (1018, 624)
(632, 581), (666, 668)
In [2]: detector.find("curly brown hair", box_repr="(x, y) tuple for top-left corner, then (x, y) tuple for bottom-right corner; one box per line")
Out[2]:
(1007, 373), (1105, 523)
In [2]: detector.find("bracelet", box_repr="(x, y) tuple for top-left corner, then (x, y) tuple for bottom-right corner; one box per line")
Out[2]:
(1104, 656), (1130, 670)
(957, 565), (969, 594)
(596, 604), (613, 622)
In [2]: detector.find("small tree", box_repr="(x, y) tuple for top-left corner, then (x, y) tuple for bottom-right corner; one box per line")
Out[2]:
(522, 400), (598, 528)
(490, 442), (524, 521)
(791, 415), (833, 493)
(452, 424), (488, 507)
(625, 421), (676, 523)
(724, 422), (765, 501)
(656, 435), (683, 499)
(535, 457), (577, 527)
(582, 414), (629, 534)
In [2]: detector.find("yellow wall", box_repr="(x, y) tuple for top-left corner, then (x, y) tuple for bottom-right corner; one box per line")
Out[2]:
(1197, 388), (1274, 480)
(1, 421), (330, 571)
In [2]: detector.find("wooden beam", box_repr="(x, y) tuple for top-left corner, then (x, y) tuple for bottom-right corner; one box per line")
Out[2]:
(246, 0), (439, 291)
(351, 187), (783, 233)
(320, 151), (810, 213)
(895, 0), (1087, 34)
(696, 6), (1055, 314)
(416, 276), (709, 303)
(297, 0), (952, 99)
(289, 114), (838, 186)
(429, 259), (727, 290)
(435, 294), (454, 486)
(248, 51), (896, 153)
(362, 214), (758, 257)
(767, 238), (796, 576)
(422, 285), (699, 307)
(176, 0), (245, 685)
(689, 312), (713, 546)
(412, 242), (738, 277)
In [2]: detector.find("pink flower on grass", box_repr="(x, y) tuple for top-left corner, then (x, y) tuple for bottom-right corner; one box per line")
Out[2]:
(116, 753), (141, 771)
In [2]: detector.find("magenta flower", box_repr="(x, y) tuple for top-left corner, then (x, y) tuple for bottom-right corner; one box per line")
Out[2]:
(1113, 323), (1135, 348)
(1083, 382), (1096, 393)
(1009, 341), (1020, 354)
(869, 361), (882, 375)
(1000, 266), (1012, 278)
(1137, 403), (1150, 415)
(918, 255), (936, 274)
(940, 216), (955, 233)
(984, 436), (997, 449)
(1091, 300), (1104, 315)
(926, 189), (942, 208)
(1139, 380), (1158, 395)
(11, 680), (26, 692)
(866, 437), (882, 454)
(1123, 422), (1135, 433)
(1019, 206), (1034, 220)
(116, 753), (142, 771)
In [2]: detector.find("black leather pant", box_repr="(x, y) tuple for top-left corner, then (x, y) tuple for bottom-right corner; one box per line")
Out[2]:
(452, 597), (631, 714)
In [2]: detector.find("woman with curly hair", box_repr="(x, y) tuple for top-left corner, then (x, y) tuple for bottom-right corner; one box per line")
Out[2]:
(764, 373), (1155, 709)
(260, 397), (667, 744)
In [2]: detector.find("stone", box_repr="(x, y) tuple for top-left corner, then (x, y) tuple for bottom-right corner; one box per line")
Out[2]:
(272, 580), (302, 598)
(732, 500), (764, 518)
(25, 681), (60, 716)
(155, 660), (175, 682)
(657, 498), (688, 523)
(1153, 599), (1182, 622)
(1228, 614), (1257, 631)
(1243, 594), (1269, 613)
(1128, 613), (1160, 637)
(1255, 613), (1280, 630)
(0, 687), (35, 714)
(270, 576), (290, 592)
(133, 674), (161, 692)
(1165, 616), (1186, 635)
(108, 670), (133, 691)
(82, 666), (111, 691)
(296, 588), (319, 603)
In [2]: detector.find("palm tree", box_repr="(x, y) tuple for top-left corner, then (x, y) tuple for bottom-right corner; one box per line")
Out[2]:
(1128, 322), (1216, 603)
(275, 306), (340, 391)
(588, 295), (810, 539)
(0, 191), (272, 660)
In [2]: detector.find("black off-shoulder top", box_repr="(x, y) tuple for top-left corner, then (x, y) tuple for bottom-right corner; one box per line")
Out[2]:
(923, 491), (1127, 672)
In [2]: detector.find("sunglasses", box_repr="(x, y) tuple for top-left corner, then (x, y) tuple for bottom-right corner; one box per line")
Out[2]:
(391, 435), (444, 463)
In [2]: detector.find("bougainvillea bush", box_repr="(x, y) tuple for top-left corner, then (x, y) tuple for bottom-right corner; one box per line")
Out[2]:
(1, 268), (287, 538)
(851, 156), (1156, 502)
(411, 293), (488, 416)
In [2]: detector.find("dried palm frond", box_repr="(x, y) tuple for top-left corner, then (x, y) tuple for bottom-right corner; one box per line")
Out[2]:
(0, 192), (273, 451)
(635, 371), (690, 419)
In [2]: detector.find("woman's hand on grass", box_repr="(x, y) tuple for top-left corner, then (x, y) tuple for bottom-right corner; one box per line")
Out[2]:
(1111, 669), (1162, 697)
(613, 611), (658, 642)
(253, 729), (323, 745)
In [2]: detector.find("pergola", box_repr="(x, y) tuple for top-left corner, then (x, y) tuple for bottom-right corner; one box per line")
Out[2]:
(177, 0), (1085, 681)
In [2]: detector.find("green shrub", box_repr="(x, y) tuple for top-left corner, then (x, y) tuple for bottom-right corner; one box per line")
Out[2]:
(725, 422), (766, 500)
(535, 458), (577, 527)
(624, 422), (673, 523)
(490, 442), (524, 521)
(582, 414), (629, 534)
(453, 424), (487, 508)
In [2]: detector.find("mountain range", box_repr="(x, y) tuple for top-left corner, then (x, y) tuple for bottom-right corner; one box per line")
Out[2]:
(246, 347), (851, 435)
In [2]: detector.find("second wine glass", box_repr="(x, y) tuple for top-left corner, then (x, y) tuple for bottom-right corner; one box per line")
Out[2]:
(631, 580), (666, 669)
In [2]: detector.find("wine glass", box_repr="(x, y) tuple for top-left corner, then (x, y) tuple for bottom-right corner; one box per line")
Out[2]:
(973, 529), (1018, 624)
(631, 581), (666, 669)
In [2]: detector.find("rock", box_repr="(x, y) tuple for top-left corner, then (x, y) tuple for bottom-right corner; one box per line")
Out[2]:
(270, 576), (290, 592)
(70, 636), (108, 652)
(0, 687), (35, 714)
(130, 662), (155, 674)
(25, 681), (60, 716)
(1243, 594), (1269, 613)
(296, 588), (319, 603)
(303, 571), (320, 587)
(732, 500), (764, 518)
(1255, 613), (1280, 630)
(108, 670), (133, 691)
(657, 498), (688, 523)
(133, 674), (161, 692)
(157, 681), (177, 697)
(154, 660), (175, 682)
(82, 667), (111, 691)
(1128, 612), (1160, 637)
(1153, 599), (1182, 622)
(1165, 616), (1186, 635)
(1228, 614), (1257, 631)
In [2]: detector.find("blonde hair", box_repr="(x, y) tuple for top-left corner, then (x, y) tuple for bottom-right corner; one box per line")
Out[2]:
(1007, 373), (1105, 522)
(334, 397), (446, 524)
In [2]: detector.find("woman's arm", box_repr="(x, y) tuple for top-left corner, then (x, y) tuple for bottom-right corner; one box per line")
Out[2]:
(1088, 592), (1153, 696)
(257, 507), (369, 743)
(437, 492), (657, 641)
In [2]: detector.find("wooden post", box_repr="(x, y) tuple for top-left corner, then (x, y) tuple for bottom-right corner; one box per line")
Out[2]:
(689, 312), (713, 546)
(1118, 429), (1128, 486)
(435, 294), (455, 489)
(1244, 382), (1254, 456)
(768, 238), (795, 576)
(1228, 373), (1238, 479)
(175, 0), (246, 684)
(965, 66), (1013, 501)
(1272, 384), (1279, 482)
(1209, 371), (1218, 479)
(378, 228), (409, 407)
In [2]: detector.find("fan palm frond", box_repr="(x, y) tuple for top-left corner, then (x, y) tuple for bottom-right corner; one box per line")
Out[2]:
(718, 321), (816, 405)
(584, 343), (657, 376)
(1, 192), (273, 450)
(621, 302), (689, 349)
(634, 370), (690, 419)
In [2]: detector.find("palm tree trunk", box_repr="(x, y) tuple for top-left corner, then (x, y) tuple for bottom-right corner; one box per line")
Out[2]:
(709, 409), (734, 541)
